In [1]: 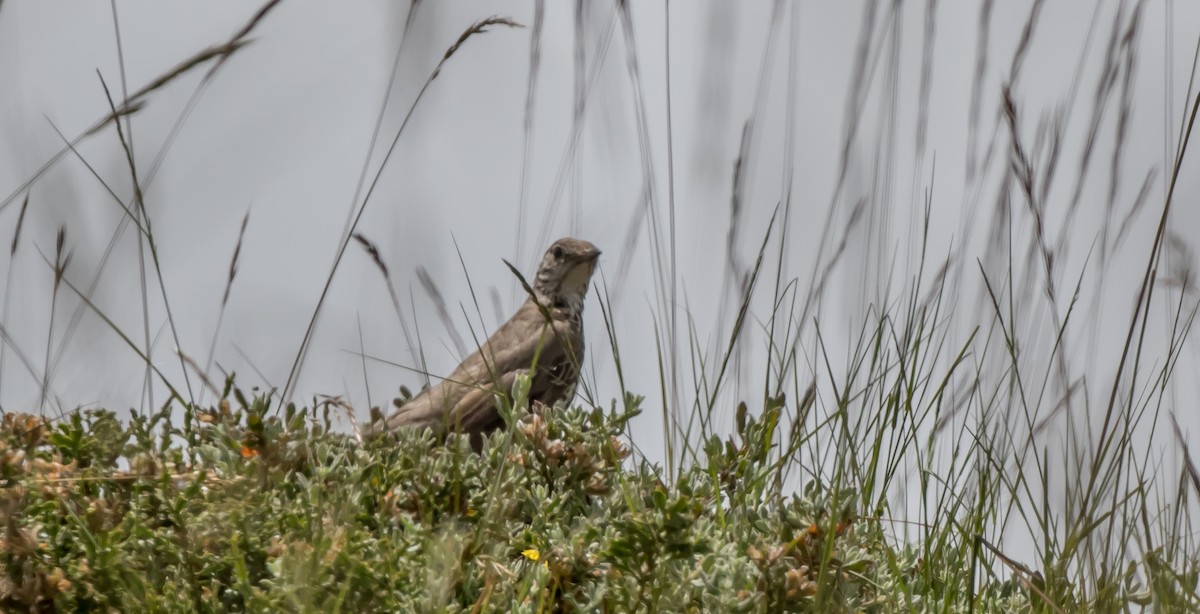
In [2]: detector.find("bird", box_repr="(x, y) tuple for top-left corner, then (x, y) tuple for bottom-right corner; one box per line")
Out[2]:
(376, 237), (601, 449)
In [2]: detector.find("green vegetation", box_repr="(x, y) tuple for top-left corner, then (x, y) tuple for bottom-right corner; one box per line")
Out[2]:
(2, 378), (1037, 612)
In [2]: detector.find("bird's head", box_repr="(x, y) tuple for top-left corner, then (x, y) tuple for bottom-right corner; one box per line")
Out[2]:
(533, 238), (602, 313)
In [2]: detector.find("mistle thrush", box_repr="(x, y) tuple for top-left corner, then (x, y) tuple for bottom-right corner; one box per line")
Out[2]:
(377, 237), (601, 448)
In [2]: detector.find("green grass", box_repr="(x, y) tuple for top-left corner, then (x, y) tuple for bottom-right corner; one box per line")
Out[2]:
(0, 378), (1037, 612)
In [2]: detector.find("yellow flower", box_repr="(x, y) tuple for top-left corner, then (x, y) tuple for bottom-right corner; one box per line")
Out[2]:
(521, 548), (540, 562)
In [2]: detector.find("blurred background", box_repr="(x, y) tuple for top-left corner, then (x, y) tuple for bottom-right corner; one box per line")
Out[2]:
(1, 0), (1200, 559)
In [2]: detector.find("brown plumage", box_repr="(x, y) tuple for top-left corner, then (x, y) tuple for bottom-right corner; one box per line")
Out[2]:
(377, 238), (601, 448)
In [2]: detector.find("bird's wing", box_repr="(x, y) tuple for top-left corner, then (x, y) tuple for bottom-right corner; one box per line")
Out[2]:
(379, 374), (467, 432)
(381, 300), (572, 434)
(454, 301), (573, 382)
(445, 368), (526, 434)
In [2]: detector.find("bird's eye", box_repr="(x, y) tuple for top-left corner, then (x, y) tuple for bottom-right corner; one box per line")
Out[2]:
(551, 246), (564, 259)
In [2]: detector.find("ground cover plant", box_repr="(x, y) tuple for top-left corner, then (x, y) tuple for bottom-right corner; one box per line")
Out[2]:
(0, 381), (1036, 612)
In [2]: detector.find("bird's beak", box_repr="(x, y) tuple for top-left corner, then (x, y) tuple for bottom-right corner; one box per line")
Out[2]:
(580, 246), (601, 262)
